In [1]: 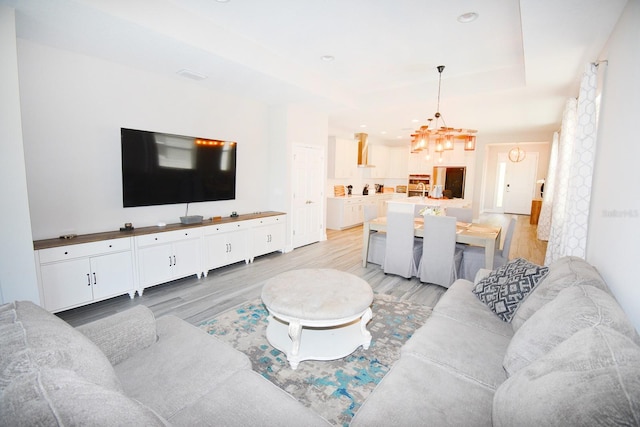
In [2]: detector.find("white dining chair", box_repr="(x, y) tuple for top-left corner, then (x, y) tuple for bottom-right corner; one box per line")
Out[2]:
(364, 204), (386, 266)
(418, 215), (463, 288)
(460, 216), (517, 281)
(445, 207), (473, 223)
(383, 203), (422, 278)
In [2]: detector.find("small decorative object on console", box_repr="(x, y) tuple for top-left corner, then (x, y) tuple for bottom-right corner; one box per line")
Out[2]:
(230, 211), (239, 218)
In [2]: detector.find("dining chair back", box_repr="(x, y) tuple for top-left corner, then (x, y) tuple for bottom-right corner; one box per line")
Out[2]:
(364, 204), (386, 266)
(460, 216), (517, 281)
(383, 203), (422, 278)
(418, 215), (463, 288)
(445, 207), (473, 223)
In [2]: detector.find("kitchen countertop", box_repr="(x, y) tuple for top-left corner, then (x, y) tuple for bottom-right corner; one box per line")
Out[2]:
(327, 193), (406, 199)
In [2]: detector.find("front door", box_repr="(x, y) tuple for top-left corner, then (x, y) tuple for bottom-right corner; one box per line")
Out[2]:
(501, 151), (538, 214)
(292, 145), (324, 248)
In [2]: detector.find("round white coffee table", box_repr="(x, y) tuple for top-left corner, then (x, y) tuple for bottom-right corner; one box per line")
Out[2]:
(261, 269), (374, 370)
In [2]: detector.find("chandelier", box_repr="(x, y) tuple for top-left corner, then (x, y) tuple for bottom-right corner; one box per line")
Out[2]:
(411, 65), (477, 161)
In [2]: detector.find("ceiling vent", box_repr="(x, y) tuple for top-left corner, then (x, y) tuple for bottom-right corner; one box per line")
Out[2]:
(176, 69), (208, 81)
(355, 132), (375, 168)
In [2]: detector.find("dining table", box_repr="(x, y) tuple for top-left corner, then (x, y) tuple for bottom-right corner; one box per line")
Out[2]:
(361, 216), (502, 269)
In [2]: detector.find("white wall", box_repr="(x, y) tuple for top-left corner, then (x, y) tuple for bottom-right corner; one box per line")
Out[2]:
(17, 40), (272, 240)
(268, 104), (328, 249)
(587, 0), (640, 331)
(0, 7), (39, 305)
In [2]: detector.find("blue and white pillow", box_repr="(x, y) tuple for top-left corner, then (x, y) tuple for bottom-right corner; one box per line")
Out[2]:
(472, 258), (549, 322)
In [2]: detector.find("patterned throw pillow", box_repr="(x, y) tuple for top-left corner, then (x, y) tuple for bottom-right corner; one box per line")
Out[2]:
(472, 258), (549, 322)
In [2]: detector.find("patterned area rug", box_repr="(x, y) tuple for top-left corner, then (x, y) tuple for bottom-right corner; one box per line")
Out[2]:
(199, 294), (432, 426)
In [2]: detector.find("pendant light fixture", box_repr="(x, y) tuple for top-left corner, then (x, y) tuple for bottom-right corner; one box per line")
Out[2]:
(411, 65), (477, 159)
(508, 146), (526, 162)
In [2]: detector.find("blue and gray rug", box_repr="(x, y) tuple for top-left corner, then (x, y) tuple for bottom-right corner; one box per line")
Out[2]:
(200, 294), (432, 426)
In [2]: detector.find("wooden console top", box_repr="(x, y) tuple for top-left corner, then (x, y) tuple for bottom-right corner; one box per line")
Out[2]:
(33, 211), (286, 250)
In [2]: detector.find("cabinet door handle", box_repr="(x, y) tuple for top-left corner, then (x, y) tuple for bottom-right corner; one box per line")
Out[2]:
(173, 255), (176, 266)
(93, 272), (97, 285)
(169, 256), (173, 267)
(86, 273), (91, 286)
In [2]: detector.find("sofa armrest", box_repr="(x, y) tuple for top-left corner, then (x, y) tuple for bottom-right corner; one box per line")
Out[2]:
(474, 268), (492, 285)
(77, 305), (157, 366)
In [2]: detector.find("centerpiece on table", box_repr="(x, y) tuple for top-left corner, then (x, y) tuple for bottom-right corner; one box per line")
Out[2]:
(419, 206), (444, 216)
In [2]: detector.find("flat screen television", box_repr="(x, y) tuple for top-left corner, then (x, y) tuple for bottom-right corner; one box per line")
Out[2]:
(121, 128), (236, 207)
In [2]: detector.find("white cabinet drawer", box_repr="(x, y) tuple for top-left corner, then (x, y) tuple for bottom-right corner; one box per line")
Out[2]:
(38, 238), (131, 264)
(251, 215), (285, 227)
(136, 228), (202, 247)
(202, 221), (247, 235)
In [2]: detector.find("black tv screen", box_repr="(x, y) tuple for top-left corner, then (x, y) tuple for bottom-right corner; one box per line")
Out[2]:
(121, 128), (236, 207)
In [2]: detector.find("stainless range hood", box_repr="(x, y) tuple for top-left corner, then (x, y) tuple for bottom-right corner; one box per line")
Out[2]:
(355, 132), (375, 168)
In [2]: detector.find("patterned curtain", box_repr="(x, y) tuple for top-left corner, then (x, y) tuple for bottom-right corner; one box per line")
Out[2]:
(544, 63), (600, 264)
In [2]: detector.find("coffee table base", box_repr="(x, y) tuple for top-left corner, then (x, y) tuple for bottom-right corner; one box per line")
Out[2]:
(266, 308), (372, 370)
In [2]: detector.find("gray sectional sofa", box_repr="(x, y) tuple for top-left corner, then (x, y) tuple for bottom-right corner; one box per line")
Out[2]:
(0, 300), (330, 426)
(2, 256), (639, 426)
(352, 256), (640, 426)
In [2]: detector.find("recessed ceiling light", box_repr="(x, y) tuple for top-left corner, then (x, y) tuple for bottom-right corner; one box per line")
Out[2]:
(360, 124), (367, 128)
(321, 55), (335, 62)
(381, 131), (387, 134)
(216, 0), (230, 3)
(457, 12), (478, 23)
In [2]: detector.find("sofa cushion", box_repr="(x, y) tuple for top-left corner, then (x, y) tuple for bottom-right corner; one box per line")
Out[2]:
(169, 369), (330, 426)
(504, 285), (640, 376)
(77, 304), (158, 366)
(511, 256), (608, 330)
(472, 258), (549, 322)
(0, 367), (167, 426)
(351, 352), (495, 426)
(114, 314), (252, 420)
(0, 301), (120, 392)
(433, 278), (514, 337)
(493, 326), (640, 427)
(402, 312), (511, 390)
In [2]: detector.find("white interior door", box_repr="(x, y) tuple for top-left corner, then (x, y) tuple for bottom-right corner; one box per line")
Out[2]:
(292, 145), (324, 248)
(501, 151), (538, 214)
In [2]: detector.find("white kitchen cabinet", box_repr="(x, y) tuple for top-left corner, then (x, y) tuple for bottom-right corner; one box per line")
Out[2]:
(388, 147), (410, 178)
(328, 136), (358, 179)
(135, 228), (202, 295)
(202, 222), (249, 274)
(368, 145), (389, 178)
(36, 238), (135, 313)
(408, 152), (432, 174)
(250, 214), (286, 261)
(327, 196), (370, 230)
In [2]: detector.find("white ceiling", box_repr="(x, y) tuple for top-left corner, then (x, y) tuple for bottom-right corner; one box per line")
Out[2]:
(3, 0), (628, 145)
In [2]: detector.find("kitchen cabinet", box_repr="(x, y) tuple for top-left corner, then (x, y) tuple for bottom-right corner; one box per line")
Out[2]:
(250, 214), (286, 261)
(135, 228), (202, 295)
(202, 222), (249, 274)
(388, 147), (410, 178)
(326, 196), (369, 230)
(35, 238), (135, 313)
(368, 145), (389, 178)
(328, 136), (358, 179)
(408, 152), (432, 174)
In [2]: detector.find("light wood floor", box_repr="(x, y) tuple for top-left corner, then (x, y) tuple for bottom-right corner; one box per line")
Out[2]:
(57, 213), (546, 328)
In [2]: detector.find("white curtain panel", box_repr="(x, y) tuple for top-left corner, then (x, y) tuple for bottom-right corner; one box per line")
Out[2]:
(544, 63), (600, 265)
(537, 131), (559, 241)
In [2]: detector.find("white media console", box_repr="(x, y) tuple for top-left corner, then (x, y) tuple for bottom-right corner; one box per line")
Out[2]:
(33, 212), (286, 313)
